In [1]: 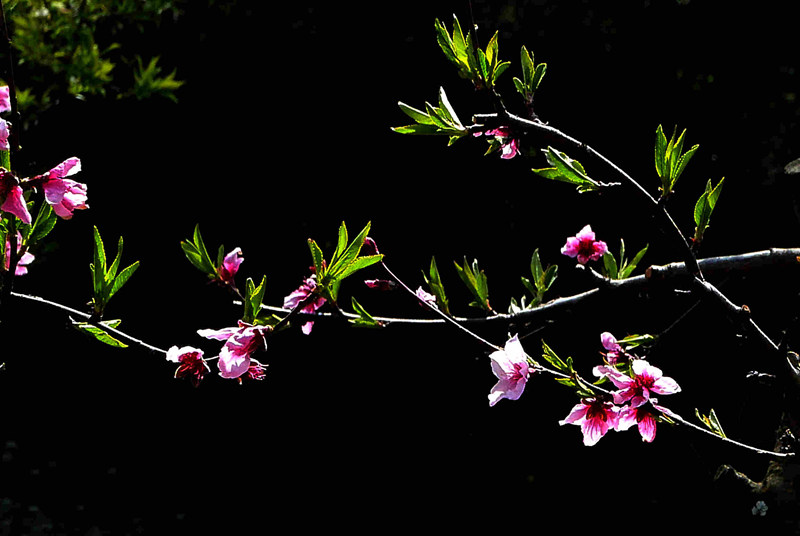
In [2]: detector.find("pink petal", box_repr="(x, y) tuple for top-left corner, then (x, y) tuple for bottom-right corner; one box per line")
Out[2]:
(1, 185), (31, 224)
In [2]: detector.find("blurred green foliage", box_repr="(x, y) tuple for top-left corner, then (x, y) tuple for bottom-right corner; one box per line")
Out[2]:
(0, 0), (209, 114)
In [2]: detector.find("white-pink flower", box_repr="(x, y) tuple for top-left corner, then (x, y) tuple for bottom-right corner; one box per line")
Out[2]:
(166, 345), (210, 387)
(415, 286), (437, 307)
(488, 335), (531, 406)
(561, 225), (608, 264)
(560, 398), (620, 446)
(40, 157), (88, 219)
(601, 331), (623, 364)
(283, 275), (326, 335)
(0, 118), (9, 151)
(0, 170), (31, 224)
(618, 402), (660, 443)
(217, 247), (243, 283)
(0, 86), (9, 113)
(594, 359), (681, 408)
(4, 232), (34, 275)
(198, 321), (270, 379)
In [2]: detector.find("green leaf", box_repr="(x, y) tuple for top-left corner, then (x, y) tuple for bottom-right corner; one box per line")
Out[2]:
(423, 256), (450, 315)
(619, 244), (649, 279)
(350, 297), (383, 328)
(397, 102), (436, 125)
(107, 261), (140, 303)
(532, 147), (600, 193)
(72, 319), (128, 348)
(392, 88), (466, 142)
(693, 177), (725, 243)
(243, 275), (267, 325)
(514, 45), (547, 102)
(92, 226), (107, 287)
(541, 340), (571, 374)
(602, 251), (619, 279)
(309, 222), (383, 303)
(28, 202), (57, 244)
(655, 124), (700, 197)
(695, 408), (727, 438)
(308, 238), (326, 278)
(181, 224), (217, 277)
(454, 257), (491, 311)
(90, 227), (139, 316)
(326, 221), (372, 280)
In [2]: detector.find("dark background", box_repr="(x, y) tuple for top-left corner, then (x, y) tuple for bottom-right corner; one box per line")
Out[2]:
(3, 1), (800, 533)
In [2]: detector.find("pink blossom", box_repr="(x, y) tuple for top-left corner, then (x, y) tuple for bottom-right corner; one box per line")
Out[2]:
(241, 359), (267, 383)
(4, 232), (34, 276)
(0, 170), (31, 224)
(475, 127), (520, 159)
(0, 86), (9, 113)
(166, 346), (210, 387)
(39, 157), (88, 219)
(594, 359), (681, 408)
(601, 331), (623, 364)
(415, 286), (437, 307)
(364, 279), (396, 291)
(0, 118), (8, 151)
(198, 322), (270, 379)
(283, 275), (326, 335)
(560, 398), (620, 446)
(217, 247), (243, 283)
(561, 225), (608, 264)
(488, 335), (531, 406)
(618, 403), (660, 443)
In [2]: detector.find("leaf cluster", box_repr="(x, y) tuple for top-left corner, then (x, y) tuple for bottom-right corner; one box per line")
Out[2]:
(422, 256), (450, 315)
(512, 45), (547, 107)
(655, 124), (699, 198)
(532, 147), (601, 193)
(602, 239), (648, 280)
(513, 249), (557, 311)
(695, 408), (727, 438)
(541, 341), (595, 398)
(434, 15), (510, 91)
(693, 177), (725, 245)
(89, 226), (139, 318)
(5, 0), (187, 115)
(307, 222), (383, 303)
(454, 257), (491, 312)
(392, 87), (467, 145)
(180, 224), (228, 281)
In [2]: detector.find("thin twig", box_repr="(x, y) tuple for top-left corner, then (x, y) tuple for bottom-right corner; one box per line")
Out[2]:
(11, 291), (168, 354)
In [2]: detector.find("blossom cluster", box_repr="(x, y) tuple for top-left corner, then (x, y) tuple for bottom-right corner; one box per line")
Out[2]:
(165, 250), (329, 386)
(488, 330), (680, 446)
(0, 84), (88, 279)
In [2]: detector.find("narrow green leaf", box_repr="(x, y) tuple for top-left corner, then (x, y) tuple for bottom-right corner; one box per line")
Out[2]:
(106, 236), (124, 282)
(603, 252), (618, 279)
(437, 87), (462, 128)
(331, 221), (349, 267)
(327, 222), (372, 280)
(350, 297), (383, 328)
(530, 249), (544, 285)
(532, 147), (599, 192)
(655, 124), (668, 181)
(397, 102), (435, 125)
(29, 202), (57, 244)
(333, 254), (383, 282)
(423, 256), (450, 315)
(307, 238), (325, 278)
(620, 244), (649, 279)
(73, 319), (128, 348)
(107, 261), (139, 303)
(91, 226), (107, 301)
(454, 257), (490, 311)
